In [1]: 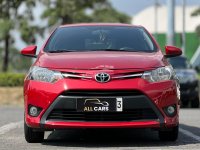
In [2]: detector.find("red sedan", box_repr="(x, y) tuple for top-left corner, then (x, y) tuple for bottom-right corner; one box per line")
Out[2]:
(21, 23), (182, 143)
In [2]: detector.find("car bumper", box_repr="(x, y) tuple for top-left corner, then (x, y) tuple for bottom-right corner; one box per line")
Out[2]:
(24, 78), (179, 129)
(43, 121), (160, 129)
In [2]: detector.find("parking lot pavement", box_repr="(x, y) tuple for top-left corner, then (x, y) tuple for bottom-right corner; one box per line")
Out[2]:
(0, 106), (200, 150)
(0, 106), (23, 127)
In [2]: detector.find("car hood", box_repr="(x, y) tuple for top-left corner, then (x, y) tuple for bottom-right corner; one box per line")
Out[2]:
(36, 51), (165, 70)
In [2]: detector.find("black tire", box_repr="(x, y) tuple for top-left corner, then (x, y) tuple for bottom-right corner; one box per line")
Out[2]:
(159, 126), (179, 141)
(24, 122), (44, 143)
(191, 97), (199, 108)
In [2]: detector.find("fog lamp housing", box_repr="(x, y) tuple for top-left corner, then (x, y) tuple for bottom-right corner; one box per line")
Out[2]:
(163, 105), (176, 117)
(28, 105), (42, 117)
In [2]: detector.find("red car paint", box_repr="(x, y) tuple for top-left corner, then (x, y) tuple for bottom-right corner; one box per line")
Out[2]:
(22, 23), (181, 142)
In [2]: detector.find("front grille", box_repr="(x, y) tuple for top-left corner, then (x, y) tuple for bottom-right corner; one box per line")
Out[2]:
(41, 91), (161, 124)
(47, 108), (158, 122)
(61, 72), (143, 80)
(61, 90), (143, 97)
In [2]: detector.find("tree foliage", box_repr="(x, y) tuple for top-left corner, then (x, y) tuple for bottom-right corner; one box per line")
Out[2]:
(0, 0), (39, 72)
(9, 48), (32, 72)
(41, 0), (131, 28)
(91, 4), (131, 23)
(191, 7), (200, 37)
(191, 7), (200, 16)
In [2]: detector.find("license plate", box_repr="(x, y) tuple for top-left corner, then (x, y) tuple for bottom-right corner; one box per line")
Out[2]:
(77, 97), (123, 112)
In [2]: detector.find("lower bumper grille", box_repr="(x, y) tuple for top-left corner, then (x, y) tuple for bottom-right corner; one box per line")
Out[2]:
(41, 91), (162, 125)
(47, 109), (158, 122)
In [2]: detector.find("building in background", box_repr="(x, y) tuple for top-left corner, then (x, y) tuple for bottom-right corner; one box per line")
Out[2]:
(132, 5), (200, 67)
(132, 5), (200, 33)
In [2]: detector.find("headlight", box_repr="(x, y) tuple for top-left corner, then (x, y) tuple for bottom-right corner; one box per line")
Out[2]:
(27, 66), (63, 83)
(142, 66), (174, 82)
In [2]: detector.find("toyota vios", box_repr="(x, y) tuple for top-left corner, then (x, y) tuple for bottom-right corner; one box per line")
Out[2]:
(21, 23), (182, 143)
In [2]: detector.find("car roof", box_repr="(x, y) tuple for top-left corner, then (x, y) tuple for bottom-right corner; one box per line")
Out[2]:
(59, 23), (143, 28)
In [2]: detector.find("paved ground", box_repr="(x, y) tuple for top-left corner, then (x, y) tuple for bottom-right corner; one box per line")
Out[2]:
(0, 106), (200, 150)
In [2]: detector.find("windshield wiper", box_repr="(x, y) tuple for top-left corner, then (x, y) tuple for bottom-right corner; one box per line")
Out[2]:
(92, 49), (138, 52)
(47, 49), (139, 53)
(48, 49), (77, 53)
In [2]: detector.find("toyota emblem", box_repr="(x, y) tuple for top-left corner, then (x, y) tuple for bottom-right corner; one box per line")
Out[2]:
(95, 73), (110, 83)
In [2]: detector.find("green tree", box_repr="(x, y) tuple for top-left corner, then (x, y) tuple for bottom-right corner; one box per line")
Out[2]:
(0, 0), (39, 72)
(91, 4), (131, 23)
(191, 7), (200, 37)
(0, 47), (31, 72)
(41, 0), (130, 28)
(9, 48), (32, 72)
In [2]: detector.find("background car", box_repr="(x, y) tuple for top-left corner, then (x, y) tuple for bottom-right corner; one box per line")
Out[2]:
(168, 56), (200, 108)
(21, 23), (182, 143)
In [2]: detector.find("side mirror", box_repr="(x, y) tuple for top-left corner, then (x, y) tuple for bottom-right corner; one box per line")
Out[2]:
(164, 46), (182, 58)
(21, 45), (37, 58)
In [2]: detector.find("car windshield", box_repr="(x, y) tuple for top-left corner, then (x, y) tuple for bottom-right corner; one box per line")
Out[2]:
(44, 26), (158, 52)
(168, 57), (190, 69)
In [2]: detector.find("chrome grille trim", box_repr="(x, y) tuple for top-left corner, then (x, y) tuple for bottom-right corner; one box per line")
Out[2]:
(112, 73), (143, 79)
(62, 73), (92, 79)
(62, 73), (143, 79)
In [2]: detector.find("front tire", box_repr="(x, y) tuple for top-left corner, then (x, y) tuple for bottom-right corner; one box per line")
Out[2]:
(24, 122), (44, 143)
(159, 126), (179, 141)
